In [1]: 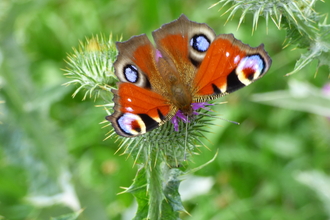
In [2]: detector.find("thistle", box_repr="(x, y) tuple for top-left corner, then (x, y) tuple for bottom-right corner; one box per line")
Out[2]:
(63, 34), (117, 102)
(64, 34), (218, 219)
(211, 0), (330, 75)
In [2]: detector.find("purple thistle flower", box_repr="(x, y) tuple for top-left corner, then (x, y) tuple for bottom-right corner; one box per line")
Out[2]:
(322, 83), (330, 96)
(170, 102), (214, 131)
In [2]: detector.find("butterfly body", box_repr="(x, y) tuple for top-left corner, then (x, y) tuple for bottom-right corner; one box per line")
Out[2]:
(107, 15), (272, 137)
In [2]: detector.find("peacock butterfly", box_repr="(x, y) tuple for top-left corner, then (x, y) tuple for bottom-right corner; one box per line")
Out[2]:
(106, 14), (272, 137)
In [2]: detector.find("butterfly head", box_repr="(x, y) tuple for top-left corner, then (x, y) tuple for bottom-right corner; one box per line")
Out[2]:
(179, 104), (194, 116)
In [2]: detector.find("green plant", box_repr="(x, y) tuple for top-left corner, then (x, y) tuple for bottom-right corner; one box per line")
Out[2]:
(63, 2), (330, 219)
(1, 0), (329, 219)
(211, 0), (330, 75)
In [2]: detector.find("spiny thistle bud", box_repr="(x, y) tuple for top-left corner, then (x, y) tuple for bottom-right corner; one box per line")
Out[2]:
(63, 34), (118, 102)
(211, 0), (330, 75)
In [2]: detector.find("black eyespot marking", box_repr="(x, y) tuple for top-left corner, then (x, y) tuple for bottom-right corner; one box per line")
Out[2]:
(138, 114), (159, 131)
(123, 64), (139, 83)
(189, 57), (201, 68)
(227, 70), (245, 93)
(247, 71), (255, 80)
(212, 84), (221, 94)
(144, 78), (152, 89)
(157, 109), (165, 121)
(190, 34), (210, 52)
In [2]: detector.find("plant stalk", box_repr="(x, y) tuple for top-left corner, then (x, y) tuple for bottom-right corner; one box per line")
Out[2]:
(146, 148), (167, 219)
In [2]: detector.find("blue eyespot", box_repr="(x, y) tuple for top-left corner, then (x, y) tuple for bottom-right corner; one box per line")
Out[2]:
(190, 35), (210, 52)
(237, 55), (265, 79)
(117, 113), (142, 135)
(124, 65), (138, 83)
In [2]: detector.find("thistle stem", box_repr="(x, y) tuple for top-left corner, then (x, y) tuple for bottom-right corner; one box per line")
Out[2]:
(146, 146), (166, 220)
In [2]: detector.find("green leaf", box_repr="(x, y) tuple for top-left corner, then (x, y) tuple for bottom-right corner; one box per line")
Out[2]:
(161, 168), (186, 220)
(121, 166), (149, 220)
(296, 171), (330, 217)
(251, 79), (330, 117)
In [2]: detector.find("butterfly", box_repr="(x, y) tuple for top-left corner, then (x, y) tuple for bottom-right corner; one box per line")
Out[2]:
(106, 14), (272, 137)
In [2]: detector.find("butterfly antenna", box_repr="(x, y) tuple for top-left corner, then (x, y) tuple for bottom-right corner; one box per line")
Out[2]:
(218, 117), (240, 125)
(198, 112), (240, 125)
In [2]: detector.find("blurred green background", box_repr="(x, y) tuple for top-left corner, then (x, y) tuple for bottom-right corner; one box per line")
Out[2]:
(0, 0), (330, 219)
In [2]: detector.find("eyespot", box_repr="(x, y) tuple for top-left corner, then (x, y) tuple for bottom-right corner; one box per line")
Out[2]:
(123, 64), (139, 83)
(114, 59), (150, 88)
(117, 113), (145, 135)
(236, 54), (265, 85)
(190, 34), (211, 52)
(188, 29), (215, 65)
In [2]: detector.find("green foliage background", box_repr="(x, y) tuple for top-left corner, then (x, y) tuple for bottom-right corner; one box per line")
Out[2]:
(0, 0), (330, 219)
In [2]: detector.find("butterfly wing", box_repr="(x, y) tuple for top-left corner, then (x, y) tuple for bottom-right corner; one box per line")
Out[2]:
(108, 83), (172, 137)
(152, 14), (216, 87)
(192, 34), (272, 101)
(152, 14), (271, 102)
(106, 34), (177, 137)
